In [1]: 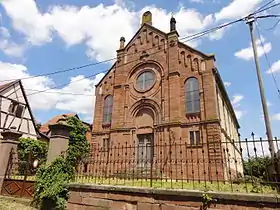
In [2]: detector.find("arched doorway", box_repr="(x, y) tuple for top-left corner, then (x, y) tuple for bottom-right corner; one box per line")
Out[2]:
(135, 108), (154, 168)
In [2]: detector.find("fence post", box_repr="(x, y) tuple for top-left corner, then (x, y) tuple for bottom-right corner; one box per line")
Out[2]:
(0, 127), (22, 191)
(46, 122), (73, 164)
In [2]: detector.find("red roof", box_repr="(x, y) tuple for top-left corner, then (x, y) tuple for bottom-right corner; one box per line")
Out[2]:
(39, 113), (77, 134)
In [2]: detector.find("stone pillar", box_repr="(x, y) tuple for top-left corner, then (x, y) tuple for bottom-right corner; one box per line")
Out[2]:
(0, 128), (22, 190)
(47, 123), (73, 163)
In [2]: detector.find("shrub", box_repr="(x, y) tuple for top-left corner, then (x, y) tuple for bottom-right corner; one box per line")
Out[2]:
(33, 117), (90, 210)
(18, 137), (48, 175)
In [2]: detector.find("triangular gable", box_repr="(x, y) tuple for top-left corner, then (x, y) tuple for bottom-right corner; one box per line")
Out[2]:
(0, 80), (45, 139)
(125, 23), (168, 50)
(95, 23), (215, 87)
(95, 62), (116, 87)
(178, 42), (215, 60)
(95, 23), (166, 88)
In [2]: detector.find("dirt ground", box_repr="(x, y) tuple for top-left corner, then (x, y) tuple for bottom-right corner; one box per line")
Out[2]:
(0, 197), (36, 210)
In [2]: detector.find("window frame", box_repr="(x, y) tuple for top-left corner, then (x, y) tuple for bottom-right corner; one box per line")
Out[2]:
(189, 130), (201, 146)
(102, 95), (113, 126)
(8, 101), (24, 118)
(102, 138), (110, 152)
(184, 77), (200, 115)
(135, 70), (156, 92)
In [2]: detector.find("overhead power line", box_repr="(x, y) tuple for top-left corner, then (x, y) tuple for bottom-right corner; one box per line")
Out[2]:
(10, 19), (242, 100)
(1, 1), (279, 84)
(0, 17), (245, 83)
(253, 0), (275, 15)
(255, 21), (280, 101)
(7, 2), (280, 100)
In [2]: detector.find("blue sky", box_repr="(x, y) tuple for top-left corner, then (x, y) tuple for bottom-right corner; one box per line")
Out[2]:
(0, 0), (280, 139)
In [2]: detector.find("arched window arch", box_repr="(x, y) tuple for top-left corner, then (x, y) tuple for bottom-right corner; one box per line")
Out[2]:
(103, 95), (113, 124)
(185, 78), (200, 114)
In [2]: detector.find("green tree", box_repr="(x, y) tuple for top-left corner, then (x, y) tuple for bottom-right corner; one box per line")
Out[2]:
(243, 156), (272, 180)
(18, 137), (48, 175)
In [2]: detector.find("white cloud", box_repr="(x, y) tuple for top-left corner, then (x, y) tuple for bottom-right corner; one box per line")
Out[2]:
(234, 37), (272, 61)
(234, 110), (243, 120)
(0, 61), (105, 121)
(266, 60), (280, 74)
(215, 0), (262, 21)
(231, 94), (245, 120)
(272, 113), (280, 120)
(231, 94), (244, 105)
(189, 0), (204, 3)
(267, 101), (272, 107)
(0, 27), (26, 57)
(224, 81), (231, 87)
(1, 0), (52, 45)
(208, 25), (229, 40)
(1, 0), (215, 61)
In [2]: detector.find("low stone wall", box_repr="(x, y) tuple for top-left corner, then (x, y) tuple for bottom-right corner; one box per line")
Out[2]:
(68, 184), (280, 210)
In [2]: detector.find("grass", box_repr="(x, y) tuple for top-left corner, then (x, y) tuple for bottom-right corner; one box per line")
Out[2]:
(0, 197), (36, 210)
(8, 175), (278, 194)
(73, 176), (278, 194)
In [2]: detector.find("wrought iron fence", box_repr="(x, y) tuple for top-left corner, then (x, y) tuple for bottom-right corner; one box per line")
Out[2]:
(75, 136), (280, 194)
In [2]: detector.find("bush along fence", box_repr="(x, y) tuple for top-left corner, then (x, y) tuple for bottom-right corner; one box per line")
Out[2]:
(75, 133), (280, 194)
(1, 116), (90, 210)
(2, 122), (280, 209)
(0, 137), (47, 198)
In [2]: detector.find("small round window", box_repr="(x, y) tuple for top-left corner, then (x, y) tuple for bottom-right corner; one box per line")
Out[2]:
(136, 71), (155, 91)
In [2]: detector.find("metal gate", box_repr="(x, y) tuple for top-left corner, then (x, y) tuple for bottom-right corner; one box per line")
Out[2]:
(0, 148), (35, 198)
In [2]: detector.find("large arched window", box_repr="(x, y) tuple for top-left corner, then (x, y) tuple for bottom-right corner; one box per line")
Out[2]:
(103, 95), (113, 124)
(185, 77), (200, 114)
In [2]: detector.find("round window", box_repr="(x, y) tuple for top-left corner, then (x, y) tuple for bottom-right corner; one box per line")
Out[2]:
(136, 71), (155, 91)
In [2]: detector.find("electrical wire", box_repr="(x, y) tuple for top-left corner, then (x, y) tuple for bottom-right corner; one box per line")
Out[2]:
(6, 2), (280, 99)
(9, 19), (242, 100)
(253, 0), (275, 15)
(253, 2), (280, 15)
(266, 18), (280, 30)
(255, 21), (280, 101)
(0, 18), (244, 83)
(1, 2), (278, 84)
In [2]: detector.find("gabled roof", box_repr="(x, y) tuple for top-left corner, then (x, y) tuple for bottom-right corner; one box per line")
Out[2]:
(0, 80), (20, 93)
(95, 23), (215, 87)
(0, 79), (49, 140)
(40, 113), (78, 134)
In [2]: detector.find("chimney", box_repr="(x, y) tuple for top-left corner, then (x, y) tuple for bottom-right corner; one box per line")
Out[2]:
(119, 37), (125, 50)
(142, 11), (152, 25)
(170, 16), (176, 32)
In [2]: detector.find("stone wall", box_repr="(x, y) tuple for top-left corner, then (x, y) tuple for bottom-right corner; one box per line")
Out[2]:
(68, 184), (280, 210)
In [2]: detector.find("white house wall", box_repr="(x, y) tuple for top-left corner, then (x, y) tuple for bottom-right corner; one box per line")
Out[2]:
(0, 82), (37, 139)
(216, 86), (243, 176)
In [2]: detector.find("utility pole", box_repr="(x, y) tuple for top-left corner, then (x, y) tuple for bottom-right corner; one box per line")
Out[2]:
(246, 16), (276, 157)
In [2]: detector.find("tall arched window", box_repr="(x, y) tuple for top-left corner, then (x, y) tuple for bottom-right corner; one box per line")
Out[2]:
(103, 95), (113, 124)
(185, 78), (200, 114)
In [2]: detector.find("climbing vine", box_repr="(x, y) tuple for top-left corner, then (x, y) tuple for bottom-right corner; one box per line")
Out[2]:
(18, 137), (48, 175)
(33, 116), (90, 210)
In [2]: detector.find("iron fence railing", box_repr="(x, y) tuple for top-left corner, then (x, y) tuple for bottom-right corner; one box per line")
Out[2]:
(74, 136), (280, 194)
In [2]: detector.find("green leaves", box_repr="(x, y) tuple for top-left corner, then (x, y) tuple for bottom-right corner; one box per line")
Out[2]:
(33, 116), (90, 210)
(18, 137), (48, 175)
(243, 156), (272, 180)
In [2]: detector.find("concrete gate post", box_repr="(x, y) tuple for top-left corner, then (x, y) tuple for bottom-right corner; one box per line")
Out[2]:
(46, 122), (73, 164)
(0, 128), (22, 190)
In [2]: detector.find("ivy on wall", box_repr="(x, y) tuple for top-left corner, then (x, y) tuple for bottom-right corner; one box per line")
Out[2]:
(18, 137), (48, 175)
(33, 116), (90, 210)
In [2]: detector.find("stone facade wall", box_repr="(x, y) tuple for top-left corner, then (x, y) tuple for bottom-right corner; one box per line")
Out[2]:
(91, 16), (240, 181)
(67, 184), (280, 210)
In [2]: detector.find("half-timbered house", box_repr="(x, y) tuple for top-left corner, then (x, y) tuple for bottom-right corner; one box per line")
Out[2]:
(0, 80), (47, 141)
